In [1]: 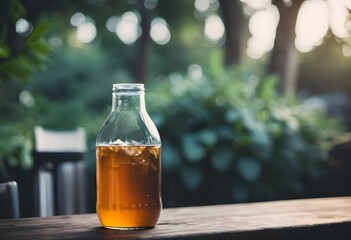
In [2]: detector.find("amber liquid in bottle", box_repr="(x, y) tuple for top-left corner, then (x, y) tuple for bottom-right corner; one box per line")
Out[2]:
(96, 145), (162, 229)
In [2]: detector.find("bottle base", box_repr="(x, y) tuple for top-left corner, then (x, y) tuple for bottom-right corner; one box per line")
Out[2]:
(104, 226), (155, 231)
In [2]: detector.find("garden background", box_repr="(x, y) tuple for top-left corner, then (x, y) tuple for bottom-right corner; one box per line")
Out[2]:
(1, 0), (351, 217)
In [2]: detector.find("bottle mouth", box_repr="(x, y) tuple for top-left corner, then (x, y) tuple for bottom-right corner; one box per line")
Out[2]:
(113, 83), (144, 94)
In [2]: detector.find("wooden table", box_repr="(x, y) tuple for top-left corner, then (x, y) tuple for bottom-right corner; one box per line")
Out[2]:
(1, 196), (351, 240)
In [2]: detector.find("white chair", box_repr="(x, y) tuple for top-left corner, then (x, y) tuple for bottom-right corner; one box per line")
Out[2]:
(33, 126), (87, 217)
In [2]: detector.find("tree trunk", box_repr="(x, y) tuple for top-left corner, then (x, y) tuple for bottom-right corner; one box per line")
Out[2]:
(267, 0), (304, 97)
(135, 0), (150, 84)
(219, 0), (245, 66)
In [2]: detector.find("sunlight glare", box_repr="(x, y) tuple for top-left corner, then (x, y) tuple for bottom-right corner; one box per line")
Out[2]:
(247, 37), (265, 59)
(328, 0), (349, 38)
(295, 0), (329, 53)
(247, 5), (279, 59)
(342, 0), (351, 8)
(242, 0), (271, 10)
(204, 14), (225, 44)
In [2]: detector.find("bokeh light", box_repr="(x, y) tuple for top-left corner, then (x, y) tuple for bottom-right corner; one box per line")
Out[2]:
(16, 18), (33, 36)
(247, 5), (279, 59)
(246, 0), (350, 57)
(195, 0), (210, 12)
(150, 17), (171, 45)
(342, 44), (351, 57)
(115, 11), (141, 45)
(242, 0), (271, 10)
(19, 90), (35, 108)
(328, 0), (349, 38)
(70, 12), (96, 44)
(342, 0), (351, 8)
(194, 0), (220, 23)
(204, 14), (225, 44)
(144, 0), (158, 9)
(48, 35), (63, 52)
(76, 22), (97, 43)
(295, 0), (329, 53)
(106, 16), (120, 33)
(187, 64), (203, 81)
(70, 12), (86, 27)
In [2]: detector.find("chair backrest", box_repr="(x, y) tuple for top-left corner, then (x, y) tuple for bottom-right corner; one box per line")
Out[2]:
(33, 126), (87, 217)
(0, 181), (20, 219)
(34, 126), (87, 153)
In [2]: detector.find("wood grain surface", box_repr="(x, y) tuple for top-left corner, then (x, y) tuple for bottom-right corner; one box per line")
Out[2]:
(1, 196), (351, 240)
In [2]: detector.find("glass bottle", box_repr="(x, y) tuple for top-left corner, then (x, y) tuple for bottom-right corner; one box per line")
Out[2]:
(96, 83), (162, 230)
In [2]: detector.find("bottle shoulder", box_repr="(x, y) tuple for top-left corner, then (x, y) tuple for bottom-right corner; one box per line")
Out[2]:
(96, 110), (161, 145)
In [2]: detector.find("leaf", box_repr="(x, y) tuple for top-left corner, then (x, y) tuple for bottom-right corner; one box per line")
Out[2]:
(197, 129), (218, 146)
(258, 75), (278, 100)
(236, 157), (261, 182)
(0, 67), (11, 82)
(0, 25), (8, 43)
(211, 148), (233, 171)
(7, 155), (19, 167)
(1, 60), (32, 80)
(17, 55), (38, 70)
(180, 167), (203, 190)
(250, 122), (271, 148)
(0, 46), (10, 58)
(209, 49), (224, 79)
(182, 134), (206, 162)
(226, 108), (242, 124)
(20, 143), (33, 169)
(0, 23), (50, 82)
(162, 141), (181, 170)
(27, 39), (51, 61)
(28, 23), (50, 42)
(9, 0), (26, 20)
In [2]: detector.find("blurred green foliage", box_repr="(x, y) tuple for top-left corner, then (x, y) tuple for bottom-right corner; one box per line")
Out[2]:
(0, 45), (345, 209)
(0, 54), (343, 209)
(0, 0), (51, 82)
(0, 0), (50, 180)
(0, 0), (348, 214)
(147, 60), (343, 206)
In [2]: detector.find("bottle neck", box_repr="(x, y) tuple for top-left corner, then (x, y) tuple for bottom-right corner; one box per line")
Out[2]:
(112, 92), (146, 111)
(111, 83), (146, 112)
